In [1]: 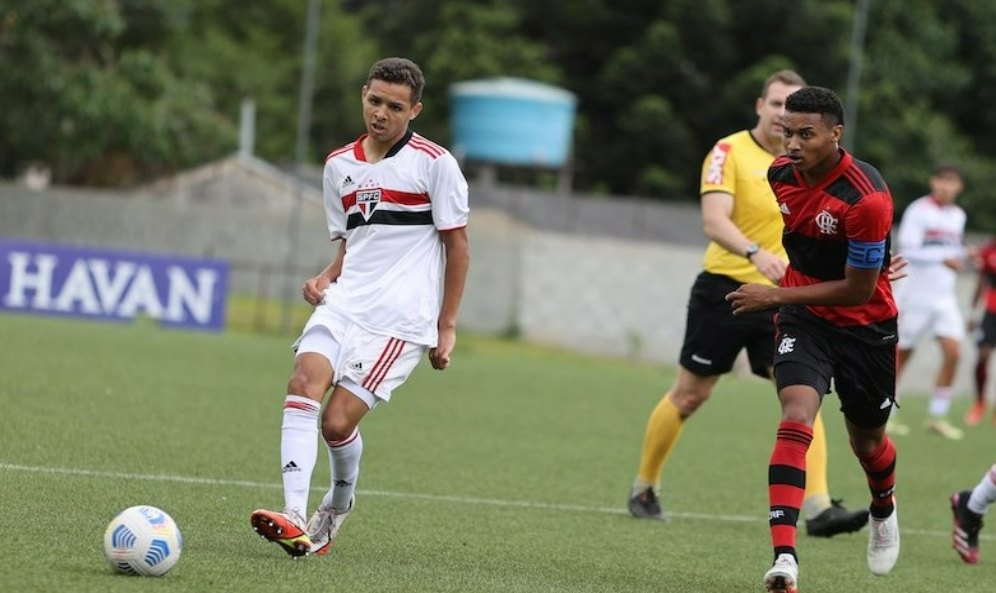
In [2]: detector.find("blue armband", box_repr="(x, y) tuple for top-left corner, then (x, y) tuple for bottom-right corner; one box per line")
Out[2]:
(847, 239), (887, 269)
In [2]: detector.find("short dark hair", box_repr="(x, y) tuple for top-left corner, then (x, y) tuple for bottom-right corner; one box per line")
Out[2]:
(785, 86), (845, 127)
(932, 163), (963, 181)
(367, 57), (425, 104)
(761, 70), (806, 98)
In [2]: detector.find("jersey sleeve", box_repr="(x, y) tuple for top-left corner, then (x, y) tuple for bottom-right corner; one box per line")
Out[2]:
(429, 152), (469, 230)
(322, 160), (348, 241)
(846, 191), (893, 243)
(700, 141), (737, 195)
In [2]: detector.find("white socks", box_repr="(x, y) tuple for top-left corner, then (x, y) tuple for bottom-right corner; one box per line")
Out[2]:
(280, 395), (321, 519)
(928, 386), (954, 418)
(968, 465), (996, 515)
(322, 429), (363, 511)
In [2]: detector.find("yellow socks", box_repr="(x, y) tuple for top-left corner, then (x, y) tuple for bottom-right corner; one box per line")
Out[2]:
(635, 395), (685, 488)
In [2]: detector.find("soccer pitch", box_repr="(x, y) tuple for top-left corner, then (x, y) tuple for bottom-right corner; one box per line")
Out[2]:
(0, 313), (991, 593)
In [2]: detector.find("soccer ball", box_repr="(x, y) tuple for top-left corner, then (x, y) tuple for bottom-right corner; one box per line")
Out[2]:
(103, 505), (183, 576)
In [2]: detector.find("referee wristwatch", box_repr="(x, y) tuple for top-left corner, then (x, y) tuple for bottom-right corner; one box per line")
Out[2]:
(744, 243), (760, 260)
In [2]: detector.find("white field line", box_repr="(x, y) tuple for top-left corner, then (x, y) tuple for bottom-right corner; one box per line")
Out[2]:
(0, 462), (984, 540)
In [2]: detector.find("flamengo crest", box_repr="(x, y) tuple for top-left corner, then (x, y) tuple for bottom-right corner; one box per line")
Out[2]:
(356, 189), (381, 220)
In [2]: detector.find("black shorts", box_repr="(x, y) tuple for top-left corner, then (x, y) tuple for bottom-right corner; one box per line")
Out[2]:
(978, 312), (996, 347)
(679, 272), (776, 379)
(773, 307), (898, 429)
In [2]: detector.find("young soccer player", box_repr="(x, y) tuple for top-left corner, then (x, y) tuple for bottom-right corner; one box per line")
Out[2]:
(250, 57), (470, 557)
(726, 86), (900, 592)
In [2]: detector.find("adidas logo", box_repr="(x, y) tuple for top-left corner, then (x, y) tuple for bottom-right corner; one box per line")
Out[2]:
(282, 461), (301, 473)
(342, 175), (354, 187)
(780, 202), (791, 215)
(333, 479), (353, 488)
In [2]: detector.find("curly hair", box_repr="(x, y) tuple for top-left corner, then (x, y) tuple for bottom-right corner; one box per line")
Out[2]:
(785, 86), (845, 127)
(367, 57), (425, 104)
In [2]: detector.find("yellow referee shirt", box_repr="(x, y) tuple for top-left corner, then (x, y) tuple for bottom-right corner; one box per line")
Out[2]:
(699, 129), (786, 286)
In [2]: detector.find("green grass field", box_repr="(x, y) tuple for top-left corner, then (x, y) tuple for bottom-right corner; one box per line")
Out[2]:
(1, 313), (993, 592)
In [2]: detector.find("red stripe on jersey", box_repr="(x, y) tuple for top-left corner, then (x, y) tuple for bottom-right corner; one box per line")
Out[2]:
(409, 139), (443, 159)
(326, 143), (355, 162)
(341, 189), (430, 211)
(411, 134), (445, 155)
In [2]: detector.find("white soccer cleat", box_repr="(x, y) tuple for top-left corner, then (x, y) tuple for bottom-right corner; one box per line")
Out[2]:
(867, 507), (900, 576)
(924, 418), (964, 440)
(307, 496), (354, 557)
(763, 553), (799, 593)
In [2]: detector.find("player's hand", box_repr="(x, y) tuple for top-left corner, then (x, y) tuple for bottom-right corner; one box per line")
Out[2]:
(886, 253), (908, 281)
(429, 327), (456, 370)
(751, 249), (788, 284)
(725, 283), (779, 315)
(301, 274), (331, 306)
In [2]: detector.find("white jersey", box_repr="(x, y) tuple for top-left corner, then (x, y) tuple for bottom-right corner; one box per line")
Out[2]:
(320, 131), (469, 346)
(894, 195), (966, 303)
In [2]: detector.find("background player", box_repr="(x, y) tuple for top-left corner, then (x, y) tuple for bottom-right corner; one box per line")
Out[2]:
(250, 57), (470, 557)
(890, 164), (968, 439)
(967, 237), (996, 425)
(726, 86), (900, 592)
(627, 70), (868, 538)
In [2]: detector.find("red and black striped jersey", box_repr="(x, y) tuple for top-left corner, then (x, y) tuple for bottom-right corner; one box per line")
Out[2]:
(769, 149), (897, 338)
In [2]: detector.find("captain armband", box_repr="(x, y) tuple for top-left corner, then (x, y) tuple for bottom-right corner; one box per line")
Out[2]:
(847, 239), (887, 269)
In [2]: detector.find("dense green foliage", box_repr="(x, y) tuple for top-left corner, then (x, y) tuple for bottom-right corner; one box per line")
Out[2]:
(1, 313), (993, 592)
(2, 0), (995, 228)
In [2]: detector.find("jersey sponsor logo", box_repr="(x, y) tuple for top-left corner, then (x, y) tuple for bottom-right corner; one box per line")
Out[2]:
(777, 336), (796, 355)
(704, 143), (732, 185)
(815, 210), (838, 235)
(356, 189), (381, 220)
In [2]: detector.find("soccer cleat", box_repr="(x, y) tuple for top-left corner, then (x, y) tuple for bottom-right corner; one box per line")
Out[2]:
(867, 507), (900, 576)
(250, 509), (312, 558)
(965, 402), (986, 427)
(763, 553), (799, 593)
(925, 418), (964, 440)
(885, 417), (910, 436)
(805, 499), (868, 537)
(951, 490), (984, 564)
(627, 486), (667, 520)
(307, 497), (354, 557)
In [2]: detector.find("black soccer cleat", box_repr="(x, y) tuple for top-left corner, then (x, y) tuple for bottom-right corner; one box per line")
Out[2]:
(951, 490), (983, 564)
(627, 486), (667, 521)
(805, 499), (868, 537)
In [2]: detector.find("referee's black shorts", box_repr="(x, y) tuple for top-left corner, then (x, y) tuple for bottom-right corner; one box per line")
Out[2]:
(678, 272), (776, 379)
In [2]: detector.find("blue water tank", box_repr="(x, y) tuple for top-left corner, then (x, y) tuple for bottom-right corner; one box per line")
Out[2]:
(450, 78), (577, 168)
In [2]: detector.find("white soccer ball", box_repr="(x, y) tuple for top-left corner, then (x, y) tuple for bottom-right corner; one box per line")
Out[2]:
(103, 505), (183, 576)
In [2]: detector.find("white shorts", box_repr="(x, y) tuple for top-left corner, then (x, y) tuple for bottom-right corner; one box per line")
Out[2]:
(897, 296), (965, 349)
(293, 306), (427, 409)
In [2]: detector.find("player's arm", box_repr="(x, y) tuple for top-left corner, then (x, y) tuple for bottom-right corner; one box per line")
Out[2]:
(302, 240), (346, 306)
(430, 227), (470, 370)
(701, 191), (786, 283)
(727, 259), (882, 315)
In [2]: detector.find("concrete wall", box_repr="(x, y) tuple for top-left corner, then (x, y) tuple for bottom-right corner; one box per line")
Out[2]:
(0, 175), (980, 398)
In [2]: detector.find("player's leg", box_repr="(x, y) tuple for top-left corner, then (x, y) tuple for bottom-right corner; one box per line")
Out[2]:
(763, 312), (832, 591)
(630, 272), (742, 519)
(925, 303), (965, 438)
(251, 326), (338, 557)
(951, 464), (995, 563)
(309, 331), (426, 555)
(837, 338), (899, 576)
(803, 411), (869, 537)
(968, 313), (996, 425)
(631, 368), (719, 518)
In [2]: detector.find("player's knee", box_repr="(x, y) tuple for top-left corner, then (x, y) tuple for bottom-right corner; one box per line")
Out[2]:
(670, 387), (711, 415)
(849, 433), (883, 457)
(286, 368), (330, 400)
(321, 415), (355, 443)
